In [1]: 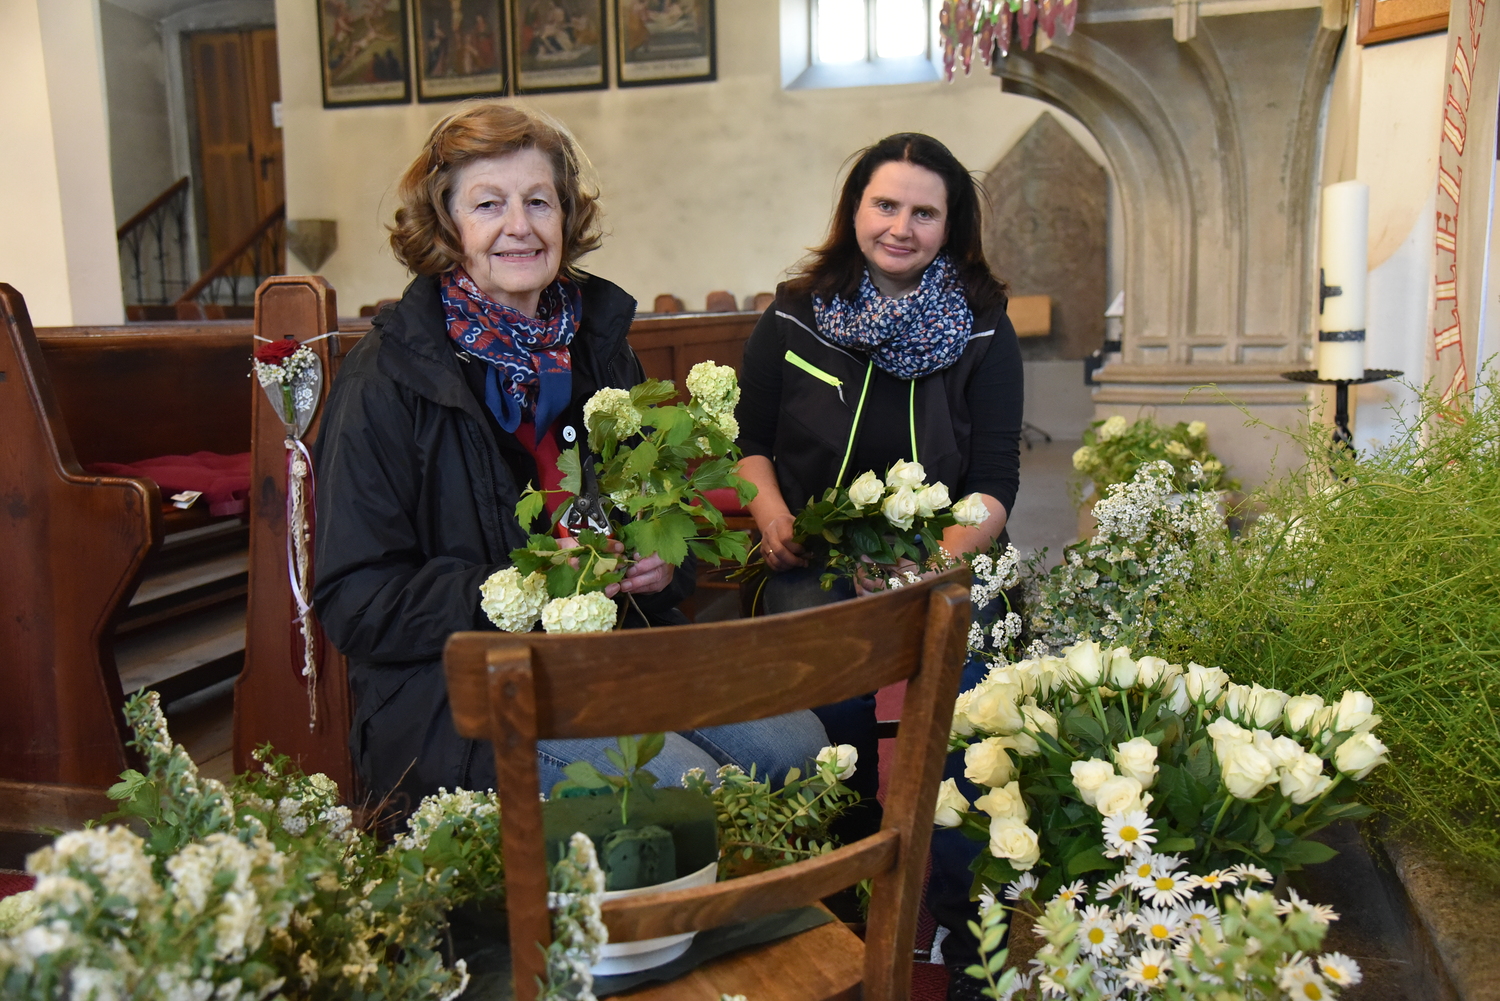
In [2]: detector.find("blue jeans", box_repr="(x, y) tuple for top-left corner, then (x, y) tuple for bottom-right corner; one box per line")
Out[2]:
(533, 710), (830, 795)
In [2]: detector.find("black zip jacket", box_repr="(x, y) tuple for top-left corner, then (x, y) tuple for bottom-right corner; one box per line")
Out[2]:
(312, 271), (693, 808)
(736, 284), (1023, 514)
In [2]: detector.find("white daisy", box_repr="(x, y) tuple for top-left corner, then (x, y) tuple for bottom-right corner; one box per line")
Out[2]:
(1192, 868), (1238, 892)
(1094, 872), (1134, 901)
(1179, 900), (1222, 936)
(1051, 879), (1088, 910)
(1278, 958), (1335, 1001)
(1229, 862), (1274, 885)
(1275, 887), (1339, 925)
(1076, 904), (1120, 956)
(1139, 869), (1195, 906)
(1101, 810), (1157, 859)
(1122, 947), (1172, 988)
(1316, 952), (1362, 987)
(1003, 872), (1039, 901)
(1135, 906), (1186, 945)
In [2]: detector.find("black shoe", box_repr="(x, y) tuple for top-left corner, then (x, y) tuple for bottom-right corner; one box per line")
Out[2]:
(944, 962), (993, 1001)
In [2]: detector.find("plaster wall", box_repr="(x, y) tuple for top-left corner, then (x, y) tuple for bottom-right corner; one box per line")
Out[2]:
(101, 0), (177, 224)
(273, 0), (1104, 313)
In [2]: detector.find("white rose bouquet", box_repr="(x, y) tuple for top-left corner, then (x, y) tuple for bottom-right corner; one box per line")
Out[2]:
(753, 458), (991, 590)
(1072, 413), (1235, 504)
(942, 639), (1387, 901)
(486, 363), (757, 634)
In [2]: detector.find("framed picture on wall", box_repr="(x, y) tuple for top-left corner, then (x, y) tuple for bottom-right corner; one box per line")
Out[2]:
(317, 0), (412, 107)
(1357, 0), (1447, 44)
(512, 0), (609, 93)
(615, 0), (715, 86)
(413, 0), (508, 101)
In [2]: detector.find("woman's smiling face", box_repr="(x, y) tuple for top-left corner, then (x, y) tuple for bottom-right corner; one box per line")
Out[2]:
(853, 159), (950, 298)
(450, 147), (564, 316)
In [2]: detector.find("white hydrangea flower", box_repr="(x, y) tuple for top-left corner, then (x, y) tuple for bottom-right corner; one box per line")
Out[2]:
(480, 567), (549, 633)
(1072, 445), (1099, 471)
(1095, 415), (1129, 441)
(541, 591), (618, 634)
(582, 387), (643, 439)
(686, 361), (740, 415)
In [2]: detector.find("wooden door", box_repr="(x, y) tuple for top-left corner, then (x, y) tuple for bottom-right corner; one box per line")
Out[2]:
(190, 29), (285, 273)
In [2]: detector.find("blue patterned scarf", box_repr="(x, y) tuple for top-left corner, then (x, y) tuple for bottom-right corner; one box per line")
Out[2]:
(442, 268), (581, 442)
(812, 254), (973, 379)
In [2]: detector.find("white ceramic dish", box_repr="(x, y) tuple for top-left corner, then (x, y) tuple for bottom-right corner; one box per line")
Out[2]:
(590, 860), (718, 976)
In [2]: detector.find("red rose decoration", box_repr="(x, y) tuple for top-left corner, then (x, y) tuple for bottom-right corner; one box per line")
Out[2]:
(255, 338), (300, 363)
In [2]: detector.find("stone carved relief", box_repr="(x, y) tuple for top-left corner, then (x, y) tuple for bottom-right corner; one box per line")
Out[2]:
(983, 113), (1108, 361)
(991, 9), (1340, 378)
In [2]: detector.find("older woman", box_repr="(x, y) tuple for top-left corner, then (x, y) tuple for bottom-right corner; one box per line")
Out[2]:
(312, 104), (826, 812)
(734, 132), (1022, 994)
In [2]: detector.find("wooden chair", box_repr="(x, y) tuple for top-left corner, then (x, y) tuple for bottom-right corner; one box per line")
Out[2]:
(653, 294), (686, 314)
(704, 290), (738, 312)
(443, 569), (971, 1000)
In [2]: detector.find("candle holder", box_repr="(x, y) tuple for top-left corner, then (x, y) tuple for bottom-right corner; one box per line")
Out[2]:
(1281, 368), (1402, 453)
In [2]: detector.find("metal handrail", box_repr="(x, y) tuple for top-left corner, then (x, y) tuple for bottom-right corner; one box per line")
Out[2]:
(116, 177), (190, 241)
(174, 202), (286, 307)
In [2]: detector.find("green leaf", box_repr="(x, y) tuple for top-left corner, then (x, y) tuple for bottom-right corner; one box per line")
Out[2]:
(636, 732), (666, 768)
(1271, 839), (1339, 864)
(546, 563), (581, 598)
(1064, 713), (1105, 747)
(1066, 845), (1114, 875)
(623, 441), (659, 477)
(1155, 836), (1197, 853)
(515, 488), (545, 528)
(630, 379), (677, 408)
(557, 446), (582, 495)
(562, 760), (609, 788)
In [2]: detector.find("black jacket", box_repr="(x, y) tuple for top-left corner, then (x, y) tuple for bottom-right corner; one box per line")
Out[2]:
(737, 284), (1022, 513)
(312, 271), (692, 808)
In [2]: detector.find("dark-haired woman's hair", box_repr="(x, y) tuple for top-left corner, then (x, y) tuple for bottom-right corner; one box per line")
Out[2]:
(389, 102), (603, 278)
(786, 133), (1007, 314)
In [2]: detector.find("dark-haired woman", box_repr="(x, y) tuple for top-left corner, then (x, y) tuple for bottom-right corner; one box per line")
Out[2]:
(734, 132), (1022, 993)
(312, 103), (827, 815)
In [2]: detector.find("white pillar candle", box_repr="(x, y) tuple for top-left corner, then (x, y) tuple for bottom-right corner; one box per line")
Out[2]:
(1317, 180), (1369, 381)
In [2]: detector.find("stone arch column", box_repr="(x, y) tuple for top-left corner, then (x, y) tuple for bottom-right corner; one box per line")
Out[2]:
(992, 7), (1342, 479)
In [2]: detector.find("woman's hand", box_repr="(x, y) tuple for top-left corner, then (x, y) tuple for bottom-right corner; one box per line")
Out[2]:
(761, 512), (807, 572)
(854, 556), (920, 597)
(556, 537), (673, 597)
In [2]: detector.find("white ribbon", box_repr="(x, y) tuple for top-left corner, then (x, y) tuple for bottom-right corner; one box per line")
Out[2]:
(285, 436), (318, 730)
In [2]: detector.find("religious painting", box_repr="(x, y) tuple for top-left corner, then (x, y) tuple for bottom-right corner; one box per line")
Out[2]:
(413, 0), (507, 101)
(615, 0), (715, 87)
(512, 0), (608, 93)
(1357, 0), (1447, 44)
(317, 0), (412, 107)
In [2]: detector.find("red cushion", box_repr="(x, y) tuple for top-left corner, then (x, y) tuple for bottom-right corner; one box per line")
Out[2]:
(86, 451), (251, 517)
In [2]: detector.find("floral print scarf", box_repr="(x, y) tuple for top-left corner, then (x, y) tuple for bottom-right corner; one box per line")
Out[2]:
(812, 253), (974, 379)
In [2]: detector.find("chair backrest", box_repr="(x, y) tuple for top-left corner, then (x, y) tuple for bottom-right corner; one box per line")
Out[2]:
(704, 289), (737, 312)
(652, 293), (685, 314)
(444, 570), (970, 1001)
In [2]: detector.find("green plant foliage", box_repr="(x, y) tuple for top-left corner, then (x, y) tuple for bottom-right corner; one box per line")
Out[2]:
(1071, 415), (1238, 505)
(1154, 379), (1500, 879)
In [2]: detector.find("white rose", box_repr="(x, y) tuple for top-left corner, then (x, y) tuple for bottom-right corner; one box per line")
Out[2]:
(885, 458), (927, 490)
(1309, 705), (1339, 738)
(1224, 684), (1254, 723)
(1021, 701), (1058, 739)
(1218, 742), (1277, 799)
(1187, 420), (1208, 439)
(1135, 655), (1170, 689)
(1333, 690), (1381, 733)
(1155, 660), (1184, 692)
(1248, 685), (1290, 729)
(1113, 737), (1159, 789)
(996, 731), (1041, 757)
(1251, 730), (1303, 771)
(1279, 751), (1333, 805)
(974, 781), (1028, 822)
(967, 681), (1024, 735)
(1282, 694), (1325, 734)
(540, 591), (618, 634)
(1207, 716), (1252, 755)
(1184, 663), (1228, 705)
(1107, 647), (1140, 689)
(988, 818), (1042, 871)
(951, 493), (991, 527)
(950, 689), (976, 737)
(816, 744), (859, 780)
(1165, 676), (1192, 715)
(1070, 758), (1115, 807)
(1072, 445), (1099, 471)
(964, 738), (1016, 787)
(1065, 640), (1106, 687)
(934, 778), (970, 827)
(914, 482), (952, 517)
(1036, 657), (1068, 698)
(1094, 775), (1148, 817)
(1333, 732), (1389, 780)
(1096, 415), (1129, 442)
(847, 470), (885, 510)
(882, 487), (918, 531)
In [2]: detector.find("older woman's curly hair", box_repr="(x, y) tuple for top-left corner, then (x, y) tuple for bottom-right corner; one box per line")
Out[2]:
(389, 103), (603, 278)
